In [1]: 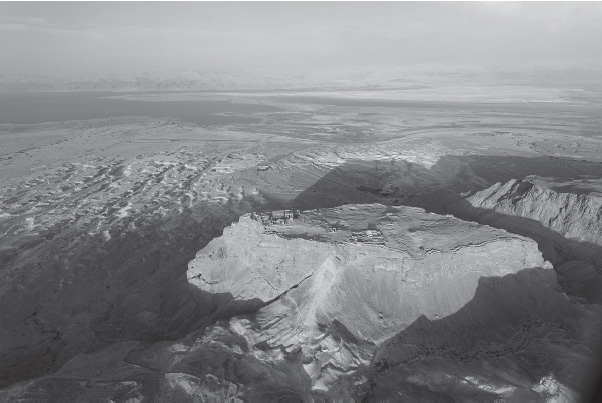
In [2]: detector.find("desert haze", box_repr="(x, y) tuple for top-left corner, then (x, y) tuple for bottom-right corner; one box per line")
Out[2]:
(1, 2), (602, 402)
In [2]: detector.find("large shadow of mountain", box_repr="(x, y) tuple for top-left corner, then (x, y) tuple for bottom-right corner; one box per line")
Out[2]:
(3, 152), (602, 393)
(287, 154), (602, 280)
(284, 154), (602, 300)
(355, 267), (600, 401)
(0, 197), (288, 388)
(287, 154), (602, 213)
(284, 154), (602, 400)
(446, 196), (602, 304)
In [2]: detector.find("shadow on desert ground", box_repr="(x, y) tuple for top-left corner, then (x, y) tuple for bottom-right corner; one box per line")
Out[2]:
(3, 152), (602, 395)
(0, 200), (260, 386)
(285, 154), (602, 400)
(362, 267), (598, 401)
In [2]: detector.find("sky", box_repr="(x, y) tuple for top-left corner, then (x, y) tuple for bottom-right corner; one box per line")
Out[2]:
(1, 2), (602, 76)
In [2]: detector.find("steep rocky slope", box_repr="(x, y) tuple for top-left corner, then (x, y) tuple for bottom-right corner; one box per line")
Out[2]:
(192, 205), (556, 399)
(2, 87), (602, 399)
(191, 204), (548, 394)
(0, 143), (274, 386)
(361, 265), (600, 401)
(4, 204), (599, 401)
(188, 205), (547, 363)
(460, 178), (602, 247)
(448, 178), (602, 305)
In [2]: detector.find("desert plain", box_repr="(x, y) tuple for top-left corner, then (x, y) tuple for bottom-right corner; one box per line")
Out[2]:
(1, 70), (602, 401)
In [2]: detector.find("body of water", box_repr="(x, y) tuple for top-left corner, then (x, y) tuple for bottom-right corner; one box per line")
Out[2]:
(272, 95), (602, 118)
(0, 92), (280, 125)
(2, 91), (600, 126)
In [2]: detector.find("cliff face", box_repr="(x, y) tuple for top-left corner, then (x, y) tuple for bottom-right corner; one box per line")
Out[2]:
(188, 205), (546, 330)
(3, 204), (599, 401)
(448, 178), (602, 304)
(188, 204), (548, 394)
(463, 178), (602, 246)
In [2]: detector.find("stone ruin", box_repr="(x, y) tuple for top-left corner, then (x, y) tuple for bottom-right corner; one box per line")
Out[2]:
(251, 209), (301, 226)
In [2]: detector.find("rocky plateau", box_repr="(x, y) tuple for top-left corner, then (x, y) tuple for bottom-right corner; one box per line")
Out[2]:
(1, 83), (602, 401)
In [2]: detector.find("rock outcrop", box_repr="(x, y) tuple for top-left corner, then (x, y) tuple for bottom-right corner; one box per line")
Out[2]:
(188, 204), (548, 394)
(4, 204), (600, 401)
(460, 178), (602, 247)
(188, 204), (546, 327)
(448, 178), (602, 304)
(0, 145), (275, 386)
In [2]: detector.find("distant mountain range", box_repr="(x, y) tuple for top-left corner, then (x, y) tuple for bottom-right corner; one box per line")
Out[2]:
(2, 61), (601, 92)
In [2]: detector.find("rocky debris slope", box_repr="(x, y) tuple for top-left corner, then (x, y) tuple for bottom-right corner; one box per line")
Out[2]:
(188, 204), (549, 396)
(3, 204), (599, 401)
(448, 178), (602, 304)
(461, 178), (602, 246)
(361, 266), (601, 401)
(0, 325), (314, 402)
(0, 146), (274, 386)
(4, 203), (598, 401)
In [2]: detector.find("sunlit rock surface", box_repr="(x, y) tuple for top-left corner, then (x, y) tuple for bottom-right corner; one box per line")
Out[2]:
(189, 204), (546, 334)
(463, 178), (602, 246)
(361, 265), (601, 401)
(189, 204), (547, 394)
(2, 82), (602, 399)
(449, 178), (602, 305)
(2, 204), (600, 401)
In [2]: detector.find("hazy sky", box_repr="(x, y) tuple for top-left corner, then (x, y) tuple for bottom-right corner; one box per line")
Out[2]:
(1, 2), (602, 76)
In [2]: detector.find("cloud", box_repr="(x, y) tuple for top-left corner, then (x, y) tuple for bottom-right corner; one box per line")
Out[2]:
(0, 23), (27, 31)
(0, 16), (49, 24)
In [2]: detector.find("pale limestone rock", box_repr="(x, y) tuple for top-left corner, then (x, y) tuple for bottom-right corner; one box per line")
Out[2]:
(465, 178), (602, 245)
(449, 178), (602, 303)
(188, 204), (547, 392)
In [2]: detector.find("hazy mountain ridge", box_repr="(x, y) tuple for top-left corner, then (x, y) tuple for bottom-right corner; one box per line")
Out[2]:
(3, 1), (602, 400)
(3, 61), (602, 93)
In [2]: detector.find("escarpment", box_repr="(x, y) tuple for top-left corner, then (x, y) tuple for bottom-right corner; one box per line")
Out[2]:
(447, 178), (602, 304)
(187, 204), (553, 396)
(188, 204), (546, 328)
(3, 63), (602, 402)
(4, 204), (599, 401)
(459, 178), (602, 246)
